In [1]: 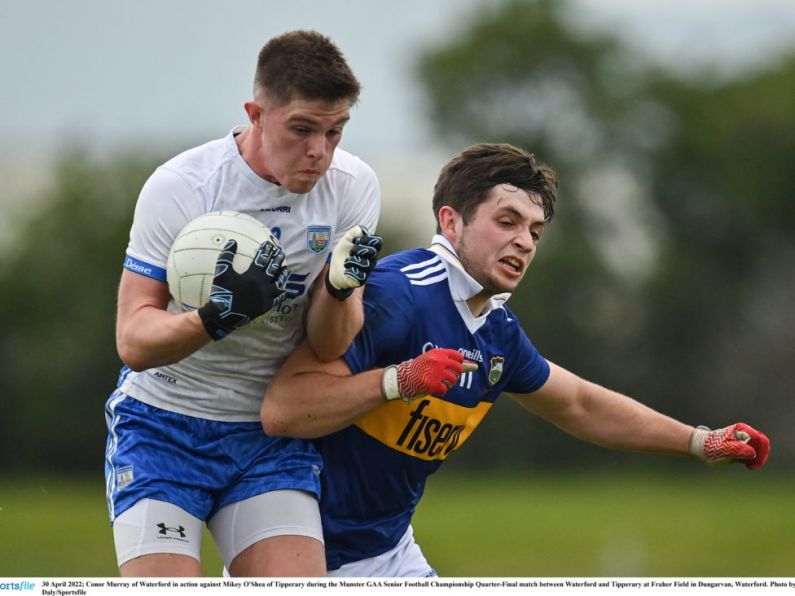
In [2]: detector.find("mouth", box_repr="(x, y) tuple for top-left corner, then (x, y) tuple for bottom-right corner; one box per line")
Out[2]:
(499, 256), (524, 274)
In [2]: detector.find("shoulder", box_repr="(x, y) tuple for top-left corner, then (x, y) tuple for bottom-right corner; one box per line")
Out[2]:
(489, 303), (528, 339)
(364, 248), (447, 304)
(326, 147), (378, 183)
(377, 248), (443, 281)
(156, 133), (234, 190)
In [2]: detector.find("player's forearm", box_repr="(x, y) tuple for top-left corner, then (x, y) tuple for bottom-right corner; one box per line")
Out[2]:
(560, 382), (694, 456)
(262, 367), (384, 438)
(304, 287), (365, 362)
(517, 364), (693, 456)
(116, 307), (210, 371)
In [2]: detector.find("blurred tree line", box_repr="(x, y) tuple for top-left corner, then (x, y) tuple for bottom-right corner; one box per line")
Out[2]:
(1, 0), (792, 474)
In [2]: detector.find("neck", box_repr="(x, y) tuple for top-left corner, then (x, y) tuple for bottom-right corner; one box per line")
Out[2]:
(466, 293), (489, 317)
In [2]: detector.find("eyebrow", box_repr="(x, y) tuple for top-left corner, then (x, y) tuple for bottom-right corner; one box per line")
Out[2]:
(287, 115), (350, 128)
(494, 203), (545, 226)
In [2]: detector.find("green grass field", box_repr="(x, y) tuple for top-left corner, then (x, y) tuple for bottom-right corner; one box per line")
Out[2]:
(1, 471), (791, 577)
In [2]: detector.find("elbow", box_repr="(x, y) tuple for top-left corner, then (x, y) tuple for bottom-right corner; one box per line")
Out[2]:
(261, 399), (322, 439)
(307, 334), (349, 363)
(261, 412), (312, 439)
(261, 410), (289, 437)
(117, 342), (150, 372)
(260, 397), (297, 438)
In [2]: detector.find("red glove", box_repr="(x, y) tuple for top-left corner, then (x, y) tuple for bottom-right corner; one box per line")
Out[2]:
(381, 348), (476, 403)
(689, 423), (770, 469)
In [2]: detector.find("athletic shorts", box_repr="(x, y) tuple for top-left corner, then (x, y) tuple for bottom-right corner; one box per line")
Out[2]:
(104, 391), (322, 523)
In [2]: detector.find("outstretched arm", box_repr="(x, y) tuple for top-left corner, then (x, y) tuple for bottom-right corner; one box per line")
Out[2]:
(508, 362), (769, 468)
(262, 344), (471, 438)
(261, 342), (385, 438)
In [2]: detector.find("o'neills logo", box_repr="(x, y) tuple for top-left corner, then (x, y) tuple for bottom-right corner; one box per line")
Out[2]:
(355, 396), (493, 462)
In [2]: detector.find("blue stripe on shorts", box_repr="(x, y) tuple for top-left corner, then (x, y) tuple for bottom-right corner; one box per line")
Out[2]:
(104, 392), (322, 523)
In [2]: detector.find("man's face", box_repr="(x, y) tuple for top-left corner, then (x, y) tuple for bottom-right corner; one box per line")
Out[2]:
(453, 184), (546, 295)
(254, 96), (351, 194)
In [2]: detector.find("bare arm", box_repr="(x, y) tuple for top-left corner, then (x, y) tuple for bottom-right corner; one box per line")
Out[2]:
(115, 269), (210, 371)
(508, 362), (693, 456)
(261, 341), (385, 438)
(303, 265), (365, 362)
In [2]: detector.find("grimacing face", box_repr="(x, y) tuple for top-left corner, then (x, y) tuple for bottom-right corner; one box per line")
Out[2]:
(454, 184), (546, 296)
(253, 96), (351, 194)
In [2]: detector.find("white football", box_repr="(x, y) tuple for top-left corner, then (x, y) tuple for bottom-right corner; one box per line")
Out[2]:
(166, 211), (279, 309)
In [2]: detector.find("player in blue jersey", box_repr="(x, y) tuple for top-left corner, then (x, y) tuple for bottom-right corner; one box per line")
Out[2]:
(261, 143), (771, 577)
(105, 31), (382, 577)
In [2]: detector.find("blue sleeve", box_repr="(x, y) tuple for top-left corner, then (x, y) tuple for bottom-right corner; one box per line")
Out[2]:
(343, 267), (414, 374)
(504, 326), (550, 394)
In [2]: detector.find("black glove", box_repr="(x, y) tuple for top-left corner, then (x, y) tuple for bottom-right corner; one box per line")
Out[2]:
(325, 225), (383, 300)
(198, 239), (290, 340)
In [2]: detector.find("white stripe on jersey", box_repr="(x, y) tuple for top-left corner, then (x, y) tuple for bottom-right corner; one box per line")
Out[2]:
(400, 256), (441, 273)
(408, 273), (448, 286)
(405, 262), (445, 280)
(401, 256), (448, 286)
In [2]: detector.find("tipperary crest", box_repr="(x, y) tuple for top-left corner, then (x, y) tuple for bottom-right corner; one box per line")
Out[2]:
(306, 226), (331, 254)
(488, 356), (505, 385)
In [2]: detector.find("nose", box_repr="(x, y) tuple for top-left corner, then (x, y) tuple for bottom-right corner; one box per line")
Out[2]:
(306, 133), (327, 160)
(513, 229), (534, 253)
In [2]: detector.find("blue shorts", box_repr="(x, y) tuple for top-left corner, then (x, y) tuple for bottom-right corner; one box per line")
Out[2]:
(104, 391), (322, 523)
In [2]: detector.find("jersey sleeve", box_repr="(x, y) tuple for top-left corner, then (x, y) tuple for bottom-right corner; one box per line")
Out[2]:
(504, 325), (551, 394)
(332, 157), (381, 247)
(343, 266), (414, 374)
(124, 167), (203, 282)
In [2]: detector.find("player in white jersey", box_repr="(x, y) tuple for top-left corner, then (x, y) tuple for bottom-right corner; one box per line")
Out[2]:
(104, 31), (382, 577)
(262, 143), (771, 576)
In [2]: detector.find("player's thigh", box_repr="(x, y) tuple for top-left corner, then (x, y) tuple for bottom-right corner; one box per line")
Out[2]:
(230, 535), (325, 577)
(208, 489), (325, 576)
(120, 553), (201, 577)
(114, 498), (204, 576)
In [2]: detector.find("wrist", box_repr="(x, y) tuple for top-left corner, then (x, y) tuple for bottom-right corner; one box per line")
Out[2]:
(689, 425), (710, 460)
(197, 302), (231, 341)
(381, 365), (402, 401)
(325, 270), (354, 301)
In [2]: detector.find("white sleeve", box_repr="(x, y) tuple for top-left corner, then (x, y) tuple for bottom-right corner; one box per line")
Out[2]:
(333, 157), (381, 247)
(125, 166), (204, 274)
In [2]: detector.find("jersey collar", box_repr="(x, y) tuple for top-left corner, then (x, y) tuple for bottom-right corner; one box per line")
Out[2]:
(429, 234), (511, 318)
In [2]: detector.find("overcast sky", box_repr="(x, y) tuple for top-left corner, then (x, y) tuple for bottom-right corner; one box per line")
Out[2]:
(2, 0), (794, 238)
(3, 0), (795, 155)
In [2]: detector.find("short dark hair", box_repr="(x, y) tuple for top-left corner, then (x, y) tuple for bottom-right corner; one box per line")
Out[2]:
(432, 143), (557, 232)
(254, 30), (361, 106)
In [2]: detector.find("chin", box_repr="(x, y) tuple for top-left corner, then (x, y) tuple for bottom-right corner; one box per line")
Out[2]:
(284, 180), (317, 194)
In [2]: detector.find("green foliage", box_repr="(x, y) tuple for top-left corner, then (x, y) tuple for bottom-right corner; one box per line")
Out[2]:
(416, 0), (795, 466)
(0, 150), (160, 472)
(1, 0), (793, 476)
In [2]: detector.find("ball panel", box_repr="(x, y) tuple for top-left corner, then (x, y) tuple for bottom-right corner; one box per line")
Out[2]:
(166, 211), (278, 309)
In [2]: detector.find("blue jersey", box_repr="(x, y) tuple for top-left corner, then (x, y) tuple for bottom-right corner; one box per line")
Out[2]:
(317, 237), (550, 570)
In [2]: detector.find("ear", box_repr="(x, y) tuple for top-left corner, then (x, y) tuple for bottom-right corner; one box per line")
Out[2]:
(244, 101), (263, 128)
(437, 206), (462, 243)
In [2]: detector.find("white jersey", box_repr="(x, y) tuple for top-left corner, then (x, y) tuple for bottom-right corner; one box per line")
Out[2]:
(119, 126), (380, 421)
